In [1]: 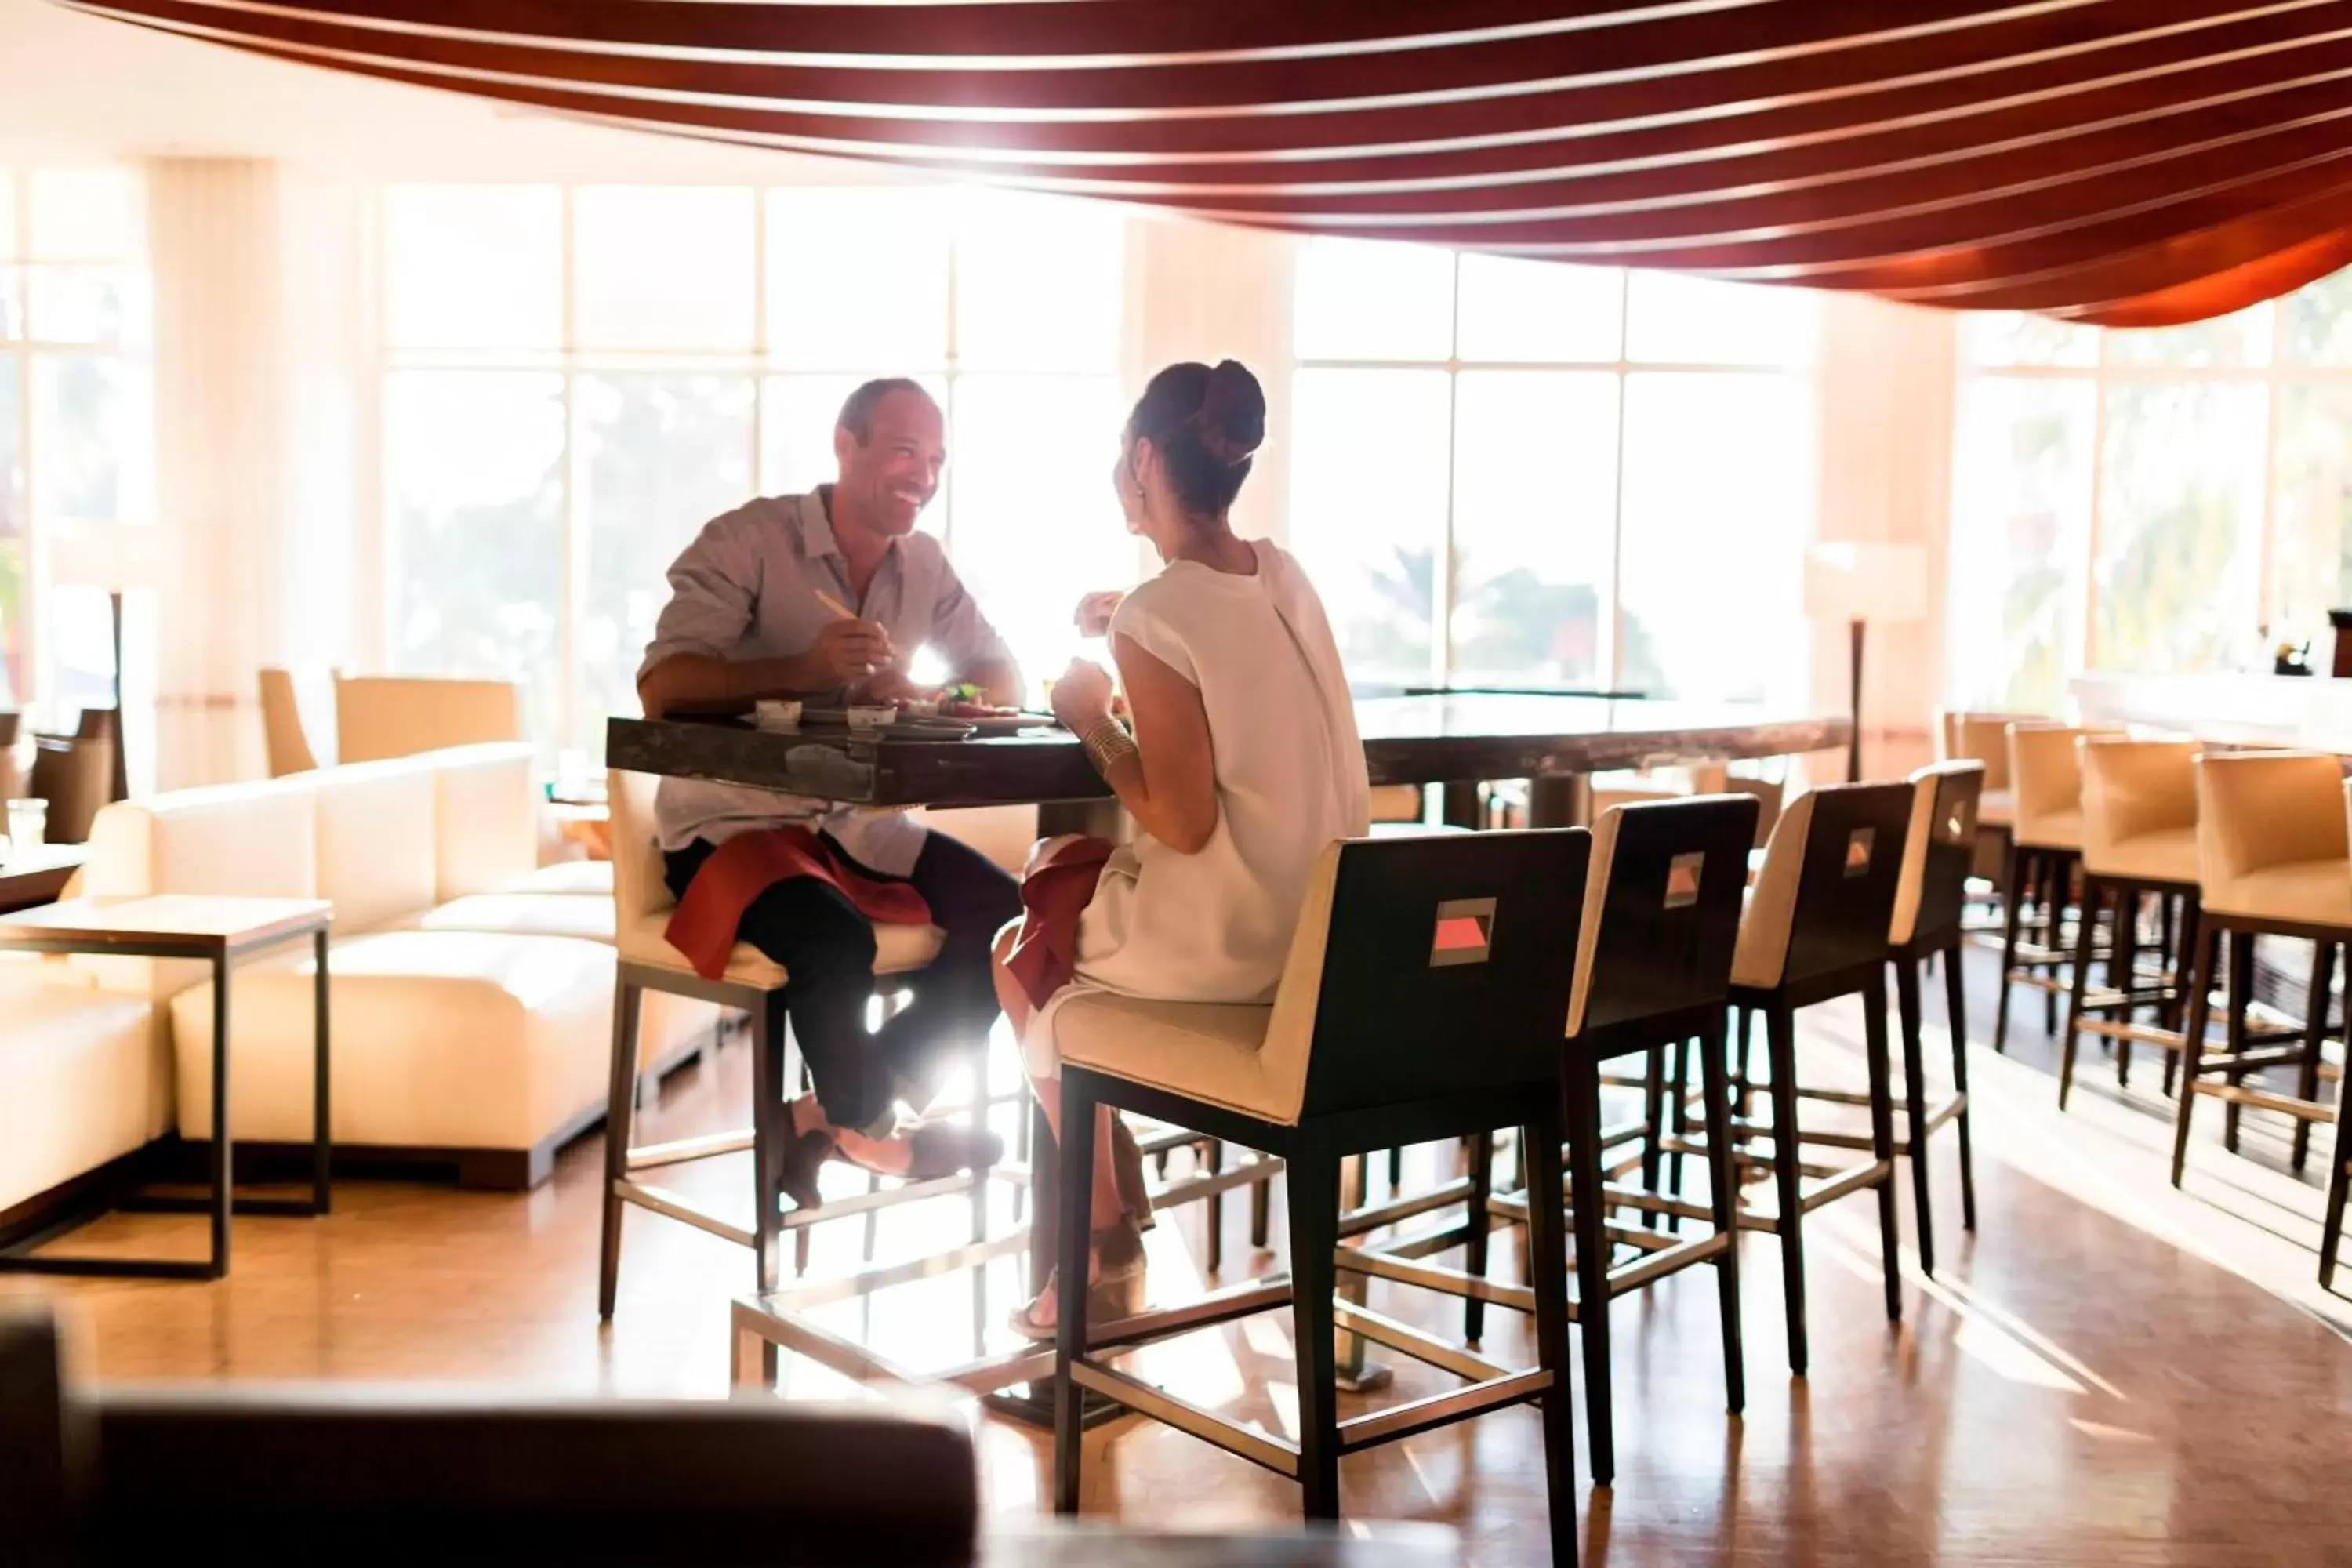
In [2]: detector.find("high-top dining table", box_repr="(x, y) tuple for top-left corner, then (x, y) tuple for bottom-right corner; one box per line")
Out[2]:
(604, 694), (1848, 833)
(605, 694), (1847, 1421)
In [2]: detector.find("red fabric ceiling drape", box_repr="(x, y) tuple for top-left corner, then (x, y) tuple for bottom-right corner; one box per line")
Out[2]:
(67, 0), (2352, 324)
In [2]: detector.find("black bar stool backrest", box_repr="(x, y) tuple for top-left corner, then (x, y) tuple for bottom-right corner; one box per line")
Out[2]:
(1782, 782), (1917, 986)
(1576, 795), (1758, 1036)
(1297, 829), (1589, 1120)
(1894, 762), (1985, 953)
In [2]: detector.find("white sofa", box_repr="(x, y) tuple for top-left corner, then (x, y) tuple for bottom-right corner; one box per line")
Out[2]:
(53, 743), (709, 1190)
(0, 971), (162, 1224)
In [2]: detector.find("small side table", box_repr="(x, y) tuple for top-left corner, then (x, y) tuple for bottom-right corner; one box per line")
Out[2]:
(0, 895), (333, 1281)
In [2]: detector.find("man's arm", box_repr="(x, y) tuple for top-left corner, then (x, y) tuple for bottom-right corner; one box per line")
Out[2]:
(633, 507), (892, 720)
(641, 626), (894, 720)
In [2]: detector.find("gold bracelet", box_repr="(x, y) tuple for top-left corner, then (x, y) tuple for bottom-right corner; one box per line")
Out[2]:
(1080, 717), (1138, 777)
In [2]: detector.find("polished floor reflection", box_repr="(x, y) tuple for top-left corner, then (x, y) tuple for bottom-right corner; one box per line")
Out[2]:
(6, 946), (2348, 1567)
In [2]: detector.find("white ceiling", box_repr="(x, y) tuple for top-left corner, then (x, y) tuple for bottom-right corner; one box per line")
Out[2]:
(0, 0), (899, 183)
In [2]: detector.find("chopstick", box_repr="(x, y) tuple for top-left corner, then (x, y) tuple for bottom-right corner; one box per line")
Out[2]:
(812, 589), (855, 620)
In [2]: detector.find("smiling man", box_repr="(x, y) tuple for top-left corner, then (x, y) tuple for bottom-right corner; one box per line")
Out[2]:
(635, 378), (1023, 1192)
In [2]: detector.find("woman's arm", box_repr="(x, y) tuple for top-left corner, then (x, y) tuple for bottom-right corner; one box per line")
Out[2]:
(1052, 635), (1219, 854)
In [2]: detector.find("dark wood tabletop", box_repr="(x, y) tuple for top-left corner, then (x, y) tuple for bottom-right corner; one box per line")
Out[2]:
(0, 842), (85, 915)
(606, 695), (1849, 810)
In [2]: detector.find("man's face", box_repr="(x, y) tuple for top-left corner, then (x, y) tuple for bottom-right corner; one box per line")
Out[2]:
(835, 390), (946, 537)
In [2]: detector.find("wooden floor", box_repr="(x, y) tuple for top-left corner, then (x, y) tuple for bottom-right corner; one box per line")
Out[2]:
(7, 945), (2350, 1567)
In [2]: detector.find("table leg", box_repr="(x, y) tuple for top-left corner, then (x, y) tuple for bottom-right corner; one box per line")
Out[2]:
(209, 954), (231, 1280)
(1528, 775), (1589, 829)
(1441, 782), (1483, 830)
(312, 929), (332, 1214)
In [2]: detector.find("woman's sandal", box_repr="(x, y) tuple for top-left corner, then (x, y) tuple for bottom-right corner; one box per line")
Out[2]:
(1007, 1222), (1147, 1341)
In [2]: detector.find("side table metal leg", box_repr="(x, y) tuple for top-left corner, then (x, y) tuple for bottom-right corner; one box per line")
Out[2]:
(312, 929), (332, 1214)
(209, 956), (232, 1280)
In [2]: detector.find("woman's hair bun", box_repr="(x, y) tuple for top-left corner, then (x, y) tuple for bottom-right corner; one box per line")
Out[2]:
(1195, 359), (1266, 466)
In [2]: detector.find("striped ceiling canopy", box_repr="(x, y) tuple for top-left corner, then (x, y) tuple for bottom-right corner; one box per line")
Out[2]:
(66, 0), (2352, 325)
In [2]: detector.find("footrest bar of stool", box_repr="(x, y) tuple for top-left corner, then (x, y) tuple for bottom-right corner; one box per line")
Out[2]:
(1337, 1246), (1537, 1313)
(627, 1127), (756, 1172)
(1922, 1094), (1968, 1136)
(1336, 1370), (1553, 1454)
(1333, 1299), (1512, 1385)
(778, 1171), (976, 1232)
(2194, 1046), (2315, 1075)
(1607, 1231), (1730, 1294)
(1149, 1153), (1284, 1214)
(1791, 1086), (1875, 1109)
(1071, 1360), (1299, 1477)
(1600, 1220), (1680, 1253)
(775, 1230), (1029, 1312)
(2077, 1018), (2187, 1051)
(2183, 1081), (2337, 1121)
(1087, 1278), (1296, 1355)
(1365, 1218), (1475, 1261)
(1598, 1184), (1719, 1225)
(615, 1178), (753, 1247)
(1798, 1159), (1893, 1212)
(1339, 1175), (1475, 1240)
(1789, 1128), (1878, 1154)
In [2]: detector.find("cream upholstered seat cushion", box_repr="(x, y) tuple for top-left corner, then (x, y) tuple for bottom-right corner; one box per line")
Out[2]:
(381, 893), (618, 944)
(168, 930), (617, 1149)
(499, 859), (614, 898)
(2201, 858), (2352, 929)
(1050, 842), (1339, 1127)
(615, 913), (944, 988)
(1053, 993), (1281, 1120)
(2015, 807), (2082, 852)
(1976, 789), (2015, 829)
(1731, 789), (1817, 990)
(0, 985), (162, 1212)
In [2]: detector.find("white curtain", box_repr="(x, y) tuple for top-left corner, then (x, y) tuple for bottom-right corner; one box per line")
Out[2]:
(144, 157), (365, 788)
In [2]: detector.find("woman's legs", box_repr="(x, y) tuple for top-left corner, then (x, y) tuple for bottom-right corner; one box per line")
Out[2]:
(990, 925), (1125, 1232)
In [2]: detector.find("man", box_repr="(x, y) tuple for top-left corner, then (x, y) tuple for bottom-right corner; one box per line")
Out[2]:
(637, 379), (1022, 1192)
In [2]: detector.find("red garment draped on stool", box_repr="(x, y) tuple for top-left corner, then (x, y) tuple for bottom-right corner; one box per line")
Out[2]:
(1004, 836), (1116, 1009)
(664, 826), (933, 982)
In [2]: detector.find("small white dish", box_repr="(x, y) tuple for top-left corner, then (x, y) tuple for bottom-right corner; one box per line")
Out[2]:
(753, 699), (803, 733)
(846, 705), (897, 733)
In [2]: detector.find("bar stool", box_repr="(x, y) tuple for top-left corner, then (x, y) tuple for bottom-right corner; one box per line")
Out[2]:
(597, 771), (967, 1324)
(1555, 794), (1756, 1485)
(1047, 830), (1586, 1556)
(1938, 710), (2039, 922)
(2321, 787), (2352, 1288)
(1725, 781), (1913, 1375)
(2059, 739), (2201, 1110)
(1876, 760), (1985, 1279)
(2171, 752), (2350, 1187)
(1994, 724), (2107, 1054)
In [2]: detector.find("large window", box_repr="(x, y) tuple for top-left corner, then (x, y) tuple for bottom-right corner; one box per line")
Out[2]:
(1289, 241), (1820, 702)
(1950, 284), (2352, 712)
(378, 183), (1127, 751)
(0, 167), (152, 725)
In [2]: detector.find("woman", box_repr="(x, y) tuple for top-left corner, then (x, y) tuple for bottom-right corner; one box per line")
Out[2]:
(990, 358), (1371, 1335)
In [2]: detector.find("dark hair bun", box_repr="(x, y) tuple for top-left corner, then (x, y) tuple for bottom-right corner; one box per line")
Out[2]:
(1196, 359), (1266, 466)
